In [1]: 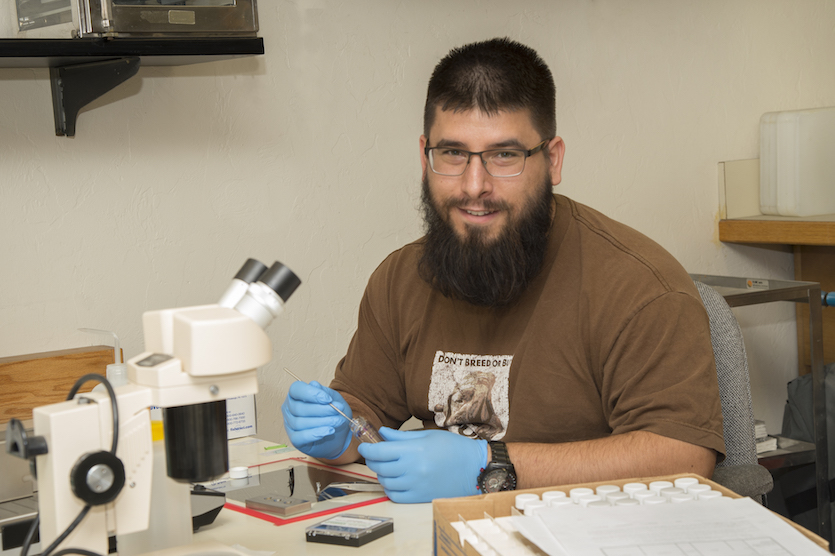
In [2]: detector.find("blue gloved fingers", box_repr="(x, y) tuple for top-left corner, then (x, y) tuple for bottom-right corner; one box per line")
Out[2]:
(284, 381), (346, 417)
(281, 380), (353, 460)
(358, 428), (488, 503)
(281, 389), (345, 430)
(283, 424), (338, 446)
(314, 382), (353, 419)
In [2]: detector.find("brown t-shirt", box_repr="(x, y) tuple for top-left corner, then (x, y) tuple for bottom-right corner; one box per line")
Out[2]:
(331, 195), (726, 458)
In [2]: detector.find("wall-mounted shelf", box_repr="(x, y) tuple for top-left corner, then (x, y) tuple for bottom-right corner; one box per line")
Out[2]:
(0, 37), (264, 136)
(719, 215), (835, 246)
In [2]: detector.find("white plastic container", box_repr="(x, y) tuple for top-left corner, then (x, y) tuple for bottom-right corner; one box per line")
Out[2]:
(760, 106), (835, 217)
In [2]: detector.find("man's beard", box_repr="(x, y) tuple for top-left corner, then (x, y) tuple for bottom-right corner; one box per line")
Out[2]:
(417, 175), (554, 308)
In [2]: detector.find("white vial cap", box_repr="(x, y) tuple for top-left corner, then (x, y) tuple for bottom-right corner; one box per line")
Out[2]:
(632, 490), (656, 503)
(549, 497), (574, 508)
(670, 493), (695, 503)
(230, 466), (248, 479)
(515, 493), (540, 510)
(687, 483), (712, 495)
(524, 500), (549, 515)
(674, 477), (700, 490)
(596, 484), (620, 496)
(578, 494), (604, 507)
(606, 492), (631, 503)
(615, 498), (641, 507)
(642, 495), (668, 505)
(697, 490), (724, 501)
(623, 483), (648, 496)
(587, 500), (611, 508)
(569, 487), (594, 503)
(649, 481), (674, 494)
(542, 491), (567, 504)
(660, 487), (685, 500)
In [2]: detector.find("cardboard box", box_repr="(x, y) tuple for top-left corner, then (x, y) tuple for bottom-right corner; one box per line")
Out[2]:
(432, 473), (829, 555)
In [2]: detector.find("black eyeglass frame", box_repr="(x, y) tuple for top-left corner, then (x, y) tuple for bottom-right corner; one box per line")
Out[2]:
(424, 138), (552, 177)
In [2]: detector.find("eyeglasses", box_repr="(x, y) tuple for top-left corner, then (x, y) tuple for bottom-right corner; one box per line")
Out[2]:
(424, 138), (550, 178)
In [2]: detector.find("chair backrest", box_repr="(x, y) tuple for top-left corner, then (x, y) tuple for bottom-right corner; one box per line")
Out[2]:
(694, 281), (758, 468)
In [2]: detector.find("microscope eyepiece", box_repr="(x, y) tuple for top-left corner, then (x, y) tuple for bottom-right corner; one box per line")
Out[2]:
(234, 258), (269, 284)
(259, 262), (301, 302)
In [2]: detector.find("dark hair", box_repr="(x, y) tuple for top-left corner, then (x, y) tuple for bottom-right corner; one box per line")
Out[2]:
(423, 37), (556, 140)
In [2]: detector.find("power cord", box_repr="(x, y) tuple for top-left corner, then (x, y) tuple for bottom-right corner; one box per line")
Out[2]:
(20, 374), (120, 556)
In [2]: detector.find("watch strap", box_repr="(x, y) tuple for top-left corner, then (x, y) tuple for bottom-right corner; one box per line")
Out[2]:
(488, 441), (511, 466)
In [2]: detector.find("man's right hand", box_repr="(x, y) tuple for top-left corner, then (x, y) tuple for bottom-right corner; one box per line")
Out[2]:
(281, 380), (353, 460)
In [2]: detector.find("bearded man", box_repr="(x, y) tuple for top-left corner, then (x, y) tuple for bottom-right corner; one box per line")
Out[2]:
(282, 37), (726, 503)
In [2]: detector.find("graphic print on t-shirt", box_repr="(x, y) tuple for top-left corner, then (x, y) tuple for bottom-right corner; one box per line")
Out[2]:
(428, 351), (511, 440)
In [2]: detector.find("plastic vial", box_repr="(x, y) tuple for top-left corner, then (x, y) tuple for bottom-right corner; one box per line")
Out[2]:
(649, 481), (674, 494)
(632, 491), (656, 504)
(670, 493), (695, 503)
(606, 492), (632, 503)
(674, 477), (700, 491)
(687, 483), (712, 496)
(549, 497), (574, 508)
(623, 483), (648, 497)
(660, 487), (685, 500)
(587, 500), (611, 508)
(642, 495), (668, 505)
(697, 490), (724, 501)
(569, 487), (594, 503)
(578, 495), (604, 507)
(542, 491), (567, 504)
(615, 498), (641, 507)
(515, 493), (540, 511)
(596, 484), (620, 497)
(524, 500), (549, 515)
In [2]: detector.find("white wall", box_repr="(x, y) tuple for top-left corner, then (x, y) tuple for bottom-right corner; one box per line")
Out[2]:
(3, 0), (833, 442)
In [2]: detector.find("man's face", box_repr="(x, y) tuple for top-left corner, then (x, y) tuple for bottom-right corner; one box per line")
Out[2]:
(420, 107), (565, 244)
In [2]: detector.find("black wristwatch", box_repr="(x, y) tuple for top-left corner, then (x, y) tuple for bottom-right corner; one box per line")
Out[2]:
(477, 441), (517, 493)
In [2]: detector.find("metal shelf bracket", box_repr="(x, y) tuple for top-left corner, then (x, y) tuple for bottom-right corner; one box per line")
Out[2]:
(49, 57), (140, 137)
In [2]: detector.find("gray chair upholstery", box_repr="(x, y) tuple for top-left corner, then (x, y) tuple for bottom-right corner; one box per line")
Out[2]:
(694, 281), (774, 502)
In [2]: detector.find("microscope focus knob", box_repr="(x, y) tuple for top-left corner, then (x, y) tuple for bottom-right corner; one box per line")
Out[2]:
(70, 451), (126, 506)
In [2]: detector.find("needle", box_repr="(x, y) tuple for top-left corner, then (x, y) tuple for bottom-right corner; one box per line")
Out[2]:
(283, 367), (353, 422)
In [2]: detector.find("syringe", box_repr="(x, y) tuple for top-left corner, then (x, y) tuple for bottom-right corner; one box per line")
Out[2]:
(284, 368), (384, 444)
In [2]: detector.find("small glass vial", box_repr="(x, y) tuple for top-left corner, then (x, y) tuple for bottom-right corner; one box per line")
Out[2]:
(350, 415), (384, 443)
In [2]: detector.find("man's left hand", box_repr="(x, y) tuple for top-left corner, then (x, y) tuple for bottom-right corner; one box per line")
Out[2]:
(357, 428), (488, 503)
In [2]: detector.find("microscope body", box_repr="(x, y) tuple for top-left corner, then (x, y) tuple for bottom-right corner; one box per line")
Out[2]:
(34, 305), (269, 554)
(28, 259), (299, 556)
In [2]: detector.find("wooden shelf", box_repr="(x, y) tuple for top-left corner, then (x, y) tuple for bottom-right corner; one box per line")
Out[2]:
(719, 215), (835, 246)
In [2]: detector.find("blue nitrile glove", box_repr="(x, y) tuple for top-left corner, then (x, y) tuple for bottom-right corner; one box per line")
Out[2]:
(357, 428), (488, 504)
(281, 380), (353, 460)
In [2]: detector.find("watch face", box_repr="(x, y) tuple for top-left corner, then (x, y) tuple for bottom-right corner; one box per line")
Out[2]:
(481, 468), (515, 493)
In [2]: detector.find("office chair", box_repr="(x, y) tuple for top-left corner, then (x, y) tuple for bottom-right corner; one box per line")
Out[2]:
(694, 280), (774, 502)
